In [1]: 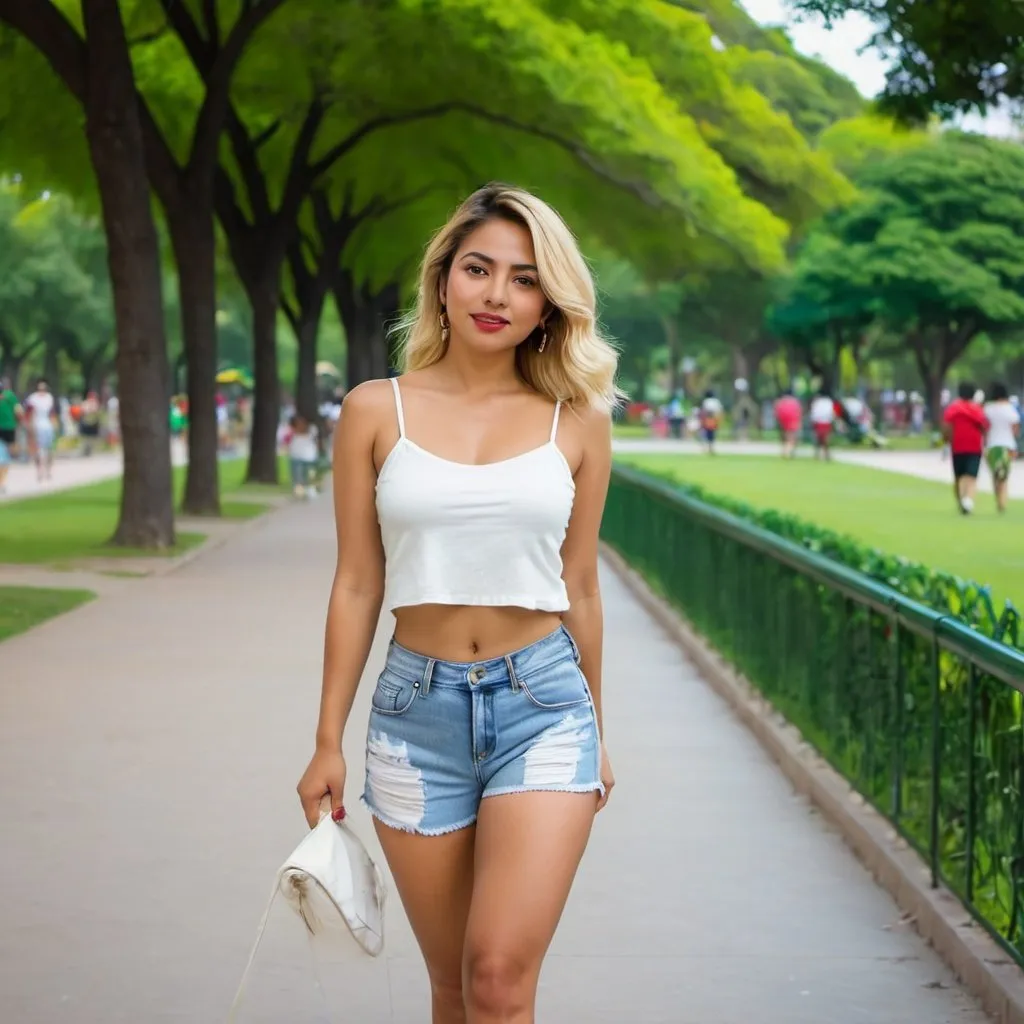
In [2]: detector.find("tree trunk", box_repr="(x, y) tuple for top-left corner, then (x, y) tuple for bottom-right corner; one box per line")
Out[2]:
(246, 277), (281, 483)
(82, 0), (174, 548)
(661, 314), (680, 395)
(169, 207), (220, 515)
(293, 287), (328, 421)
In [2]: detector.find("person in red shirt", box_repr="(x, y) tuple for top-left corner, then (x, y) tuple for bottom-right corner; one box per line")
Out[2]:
(942, 382), (989, 514)
(774, 389), (802, 458)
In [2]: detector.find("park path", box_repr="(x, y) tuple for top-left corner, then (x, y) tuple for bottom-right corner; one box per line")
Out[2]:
(0, 495), (991, 1023)
(0, 439), (190, 503)
(613, 437), (1024, 498)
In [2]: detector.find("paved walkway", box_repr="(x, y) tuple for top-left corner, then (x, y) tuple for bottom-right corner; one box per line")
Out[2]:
(613, 438), (1024, 498)
(0, 440), (191, 503)
(0, 497), (991, 1023)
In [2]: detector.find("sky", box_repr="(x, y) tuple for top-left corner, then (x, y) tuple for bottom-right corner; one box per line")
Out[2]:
(739, 0), (1017, 137)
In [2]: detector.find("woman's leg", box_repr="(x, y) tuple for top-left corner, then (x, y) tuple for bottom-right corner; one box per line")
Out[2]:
(374, 822), (477, 1024)
(462, 792), (597, 1024)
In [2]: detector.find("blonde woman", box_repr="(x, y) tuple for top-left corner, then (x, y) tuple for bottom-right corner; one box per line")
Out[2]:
(297, 183), (616, 1023)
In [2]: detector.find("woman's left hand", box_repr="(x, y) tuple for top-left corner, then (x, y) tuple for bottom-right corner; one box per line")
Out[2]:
(596, 744), (615, 811)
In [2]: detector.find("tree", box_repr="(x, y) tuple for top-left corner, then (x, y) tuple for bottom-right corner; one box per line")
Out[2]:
(0, 0), (175, 547)
(204, 0), (815, 480)
(774, 133), (1024, 419)
(789, 0), (1024, 121)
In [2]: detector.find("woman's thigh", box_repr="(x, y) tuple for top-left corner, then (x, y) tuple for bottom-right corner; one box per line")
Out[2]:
(464, 791), (596, 980)
(374, 821), (476, 984)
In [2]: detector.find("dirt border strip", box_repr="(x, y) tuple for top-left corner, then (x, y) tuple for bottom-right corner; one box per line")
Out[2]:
(600, 541), (1024, 1024)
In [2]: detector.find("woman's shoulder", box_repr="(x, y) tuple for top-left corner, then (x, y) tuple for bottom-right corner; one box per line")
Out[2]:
(336, 378), (400, 435)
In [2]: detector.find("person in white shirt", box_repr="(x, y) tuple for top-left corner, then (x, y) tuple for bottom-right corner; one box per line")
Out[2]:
(983, 382), (1020, 513)
(24, 378), (57, 481)
(287, 414), (320, 498)
(699, 390), (724, 453)
(809, 389), (836, 461)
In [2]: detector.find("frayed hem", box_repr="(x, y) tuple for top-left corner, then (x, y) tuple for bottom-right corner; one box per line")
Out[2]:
(360, 797), (477, 836)
(482, 783), (605, 800)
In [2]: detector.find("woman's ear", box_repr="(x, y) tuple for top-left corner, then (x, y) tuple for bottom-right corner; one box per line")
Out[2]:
(438, 275), (447, 309)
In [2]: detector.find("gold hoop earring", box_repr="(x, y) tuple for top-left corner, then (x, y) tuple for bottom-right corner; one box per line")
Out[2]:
(538, 326), (548, 353)
(439, 309), (450, 344)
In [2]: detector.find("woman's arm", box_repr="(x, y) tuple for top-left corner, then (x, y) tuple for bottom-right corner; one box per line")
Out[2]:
(298, 383), (387, 825)
(560, 407), (613, 736)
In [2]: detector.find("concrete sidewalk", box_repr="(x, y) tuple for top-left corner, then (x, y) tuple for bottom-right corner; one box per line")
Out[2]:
(0, 496), (990, 1022)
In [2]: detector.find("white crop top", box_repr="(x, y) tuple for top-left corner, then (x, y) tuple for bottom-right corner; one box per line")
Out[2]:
(375, 378), (575, 613)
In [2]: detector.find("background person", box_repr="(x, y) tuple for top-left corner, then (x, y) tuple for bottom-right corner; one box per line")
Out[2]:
(809, 387), (835, 460)
(0, 378), (21, 493)
(699, 389), (723, 453)
(24, 378), (58, 482)
(773, 389), (802, 458)
(942, 382), (989, 514)
(983, 381), (1020, 514)
(286, 413), (319, 498)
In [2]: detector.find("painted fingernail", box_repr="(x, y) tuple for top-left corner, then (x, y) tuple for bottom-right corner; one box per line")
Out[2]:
(331, 806), (346, 822)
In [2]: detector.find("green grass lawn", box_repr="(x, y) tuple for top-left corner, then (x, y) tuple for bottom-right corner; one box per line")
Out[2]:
(0, 457), (288, 565)
(0, 586), (95, 641)
(617, 453), (1024, 609)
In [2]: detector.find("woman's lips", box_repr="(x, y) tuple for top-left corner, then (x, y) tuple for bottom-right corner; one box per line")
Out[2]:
(470, 314), (509, 333)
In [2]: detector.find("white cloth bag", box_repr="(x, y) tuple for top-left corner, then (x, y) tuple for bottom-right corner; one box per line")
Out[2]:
(228, 814), (387, 1021)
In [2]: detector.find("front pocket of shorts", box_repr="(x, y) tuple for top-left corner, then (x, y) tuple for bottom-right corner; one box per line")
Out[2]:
(370, 670), (419, 716)
(518, 665), (590, 710)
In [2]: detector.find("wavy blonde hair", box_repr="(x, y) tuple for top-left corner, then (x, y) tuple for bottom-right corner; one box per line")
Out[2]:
(397, 183), (620, 412)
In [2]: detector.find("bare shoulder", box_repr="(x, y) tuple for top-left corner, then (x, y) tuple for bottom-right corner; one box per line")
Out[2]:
(338, 378), (395, 432)
(567, 402), (612, 445)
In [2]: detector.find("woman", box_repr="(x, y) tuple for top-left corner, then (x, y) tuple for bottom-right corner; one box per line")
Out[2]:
(297, 183), (616, 1023)
(983, 382), (1020, 513)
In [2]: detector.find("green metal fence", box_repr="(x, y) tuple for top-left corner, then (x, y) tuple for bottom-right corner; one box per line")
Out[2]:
(604, 465), (1024, 965)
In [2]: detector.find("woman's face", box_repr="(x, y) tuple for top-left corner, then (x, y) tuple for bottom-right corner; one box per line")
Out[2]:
(441, 217), (549, 356)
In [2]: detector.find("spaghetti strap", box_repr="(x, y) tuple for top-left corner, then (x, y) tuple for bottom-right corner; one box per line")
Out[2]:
(390, 377), (406, 438)
(550, 401), (562, 443)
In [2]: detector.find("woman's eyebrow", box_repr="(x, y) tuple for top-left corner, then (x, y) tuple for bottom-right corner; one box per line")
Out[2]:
(461, 250), (538, 272)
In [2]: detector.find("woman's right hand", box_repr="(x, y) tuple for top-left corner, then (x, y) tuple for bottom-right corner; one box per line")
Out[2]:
(297, 746), (347, 828)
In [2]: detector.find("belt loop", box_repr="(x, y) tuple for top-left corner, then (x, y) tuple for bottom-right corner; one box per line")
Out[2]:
(504, 654), (520, 693)
(563, 625), (581, 665)
(422, 658), (435, 695)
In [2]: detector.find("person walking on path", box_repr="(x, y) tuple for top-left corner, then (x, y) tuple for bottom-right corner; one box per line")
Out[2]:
(699, 389), (723, 454)
(297, 183), (615, 1024)
(0, 378), (21, 493)
(809, 387), (836, 461)
(773, 389), (802, 459)
(983, 381), (1020, 513)
(942, 382), (989, 514)
(23, 378), (58, 483)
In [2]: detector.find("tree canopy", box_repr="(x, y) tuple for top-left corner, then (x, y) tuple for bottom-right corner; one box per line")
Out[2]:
(789, 0), (1024, 121)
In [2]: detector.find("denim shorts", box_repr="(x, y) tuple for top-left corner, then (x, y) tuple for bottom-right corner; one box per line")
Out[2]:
(361, 625), (603, 835)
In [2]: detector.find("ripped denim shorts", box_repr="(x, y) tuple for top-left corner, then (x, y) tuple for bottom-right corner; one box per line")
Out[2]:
(361, 625), (603, 835)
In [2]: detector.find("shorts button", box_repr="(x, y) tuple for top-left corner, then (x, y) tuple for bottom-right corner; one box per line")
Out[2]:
(469, 666), (485, 685)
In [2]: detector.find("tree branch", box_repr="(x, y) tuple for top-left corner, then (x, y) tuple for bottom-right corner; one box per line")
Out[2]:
(305, 101), (665, 209)
(0, 0), (88, 102)
(162, 0), (287, 176)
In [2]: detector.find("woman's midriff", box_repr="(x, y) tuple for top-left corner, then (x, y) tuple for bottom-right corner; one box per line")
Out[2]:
(392, 604), (564, 662)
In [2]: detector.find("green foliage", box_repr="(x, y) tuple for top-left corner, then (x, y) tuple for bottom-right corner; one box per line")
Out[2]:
(771, 132), (1024, 396)
(790, 0), (1024, 120)
(0, 181), (114, 389)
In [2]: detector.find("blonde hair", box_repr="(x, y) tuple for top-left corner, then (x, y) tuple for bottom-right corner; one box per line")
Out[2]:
(398, 183), (621, 412)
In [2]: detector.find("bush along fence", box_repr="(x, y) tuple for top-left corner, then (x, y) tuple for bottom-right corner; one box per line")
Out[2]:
(633, 468), (1021, 651)
(603, 465), (1024, 966)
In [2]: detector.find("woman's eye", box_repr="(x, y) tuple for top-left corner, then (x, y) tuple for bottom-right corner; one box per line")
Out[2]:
(516, 277), (538, 288)
(466, 264), (486, 276)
